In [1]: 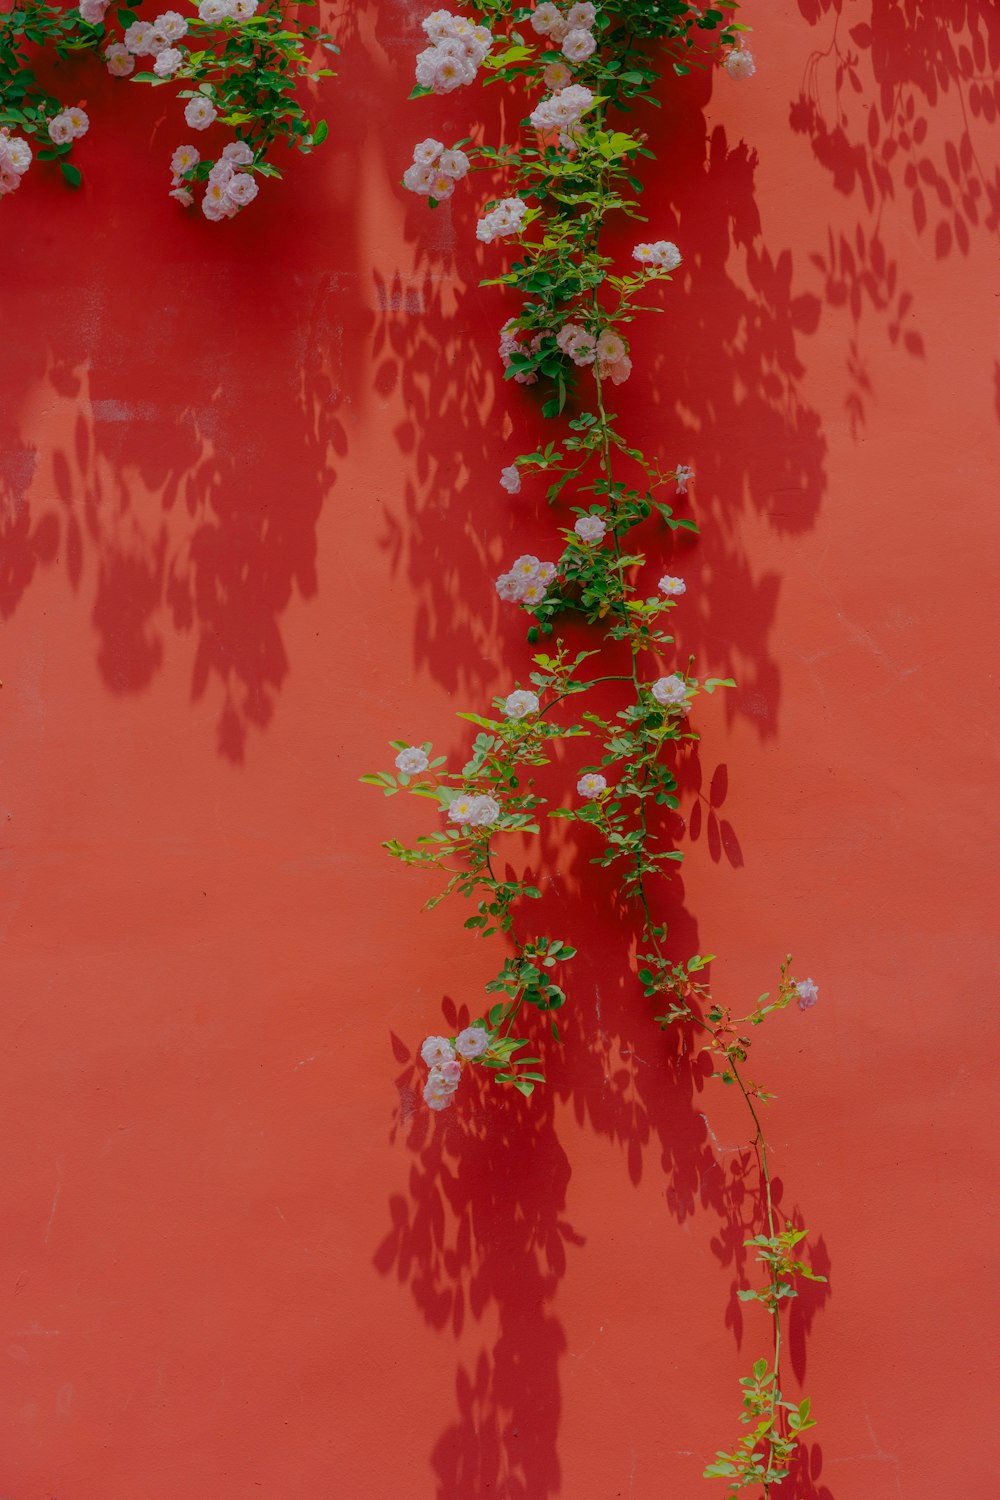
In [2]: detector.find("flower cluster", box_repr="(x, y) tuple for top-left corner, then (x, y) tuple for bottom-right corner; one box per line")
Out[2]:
(495, 554), (557, 607)
(529, 2), (599, 64)
(0, 128), (32, 196)
(556, 323), (632, 384)
(528, 82), (594, 133)
(476, 195), (528, 243)
(499, 320), (542, 385)
(420, 1027), (491, 1110)
(0, 0), (334, 208)
(632, 239), (682, 273)
(47, 106), (90, 147)
(724, 46), (756, 81)
(415, 10), (492, 94)
(402, 137), (470, 199)
(445, 792), (502, 827)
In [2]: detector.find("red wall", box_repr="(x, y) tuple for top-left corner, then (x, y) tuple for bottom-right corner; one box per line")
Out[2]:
(3, 2), (998, 1496)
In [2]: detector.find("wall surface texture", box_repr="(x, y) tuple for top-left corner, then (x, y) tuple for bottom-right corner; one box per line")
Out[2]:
(3, 2), (999, 1497)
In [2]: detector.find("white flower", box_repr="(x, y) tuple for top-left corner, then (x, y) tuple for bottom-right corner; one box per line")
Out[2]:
(543, 60), (572, 89)
(495, 571), (526, 602)
(530, 2), (562, 34)
(427, 170), (455, 201)
(795, 978), (819, 1011)
(438, 147), (469, 180)
(202, 178), (236, 217)
(224, 172), (258, 207)
(632, 239), (681, 272)
(222, 139), (253, 165)
(511, 554), (541, 580)
(577, 772), (607, 799)
(232, 0), (258, 16)
(104, 41), (134, 74)
(146, 24), (171, 52)
(0, 165), (21, 196)
(536, 561), (557, 585)
(575, 514), (606, 543)
(199, 0), (235, 19)
(455, 1026), (489, 1059)
(415, 43), (475, 92)
(675, 464), (693, 493)
(421, 9), (454, 42)
(567, 1), (596, 24)
(156, 9), (188, 39)
(124, 19), (154, 52)
(529, 83), (593, 130)
(169, 186), (194, 206)
(658, 575), (686, 596)
(395, 746), (429, 775)
(447, 792), (478, 825)
(651, 674), (689, 710)
(154, 46), (184, 75)
(63, 107), (89, 139)
(724, 46), (756, 80)
(500, 464), (521, 494)
(208, 157), (234, 184)
(47, 113), (74, 146)
(403, 162), (434, 194)
(421, 1034), (456, 1068)
(413, 137), (443, 166)
(79, 0), (108, 24)
(423, 1073), (456, 1110)
(3, 136), (32, 175)
(170, 143), (200, 174)
(562, 27), (596, 61)
(521, 579), (549, 606)
(185, 95), (218, 130)
(503, 690), (539, 720)
(469, 795), (501, 827)
(476, 196), (527, 243)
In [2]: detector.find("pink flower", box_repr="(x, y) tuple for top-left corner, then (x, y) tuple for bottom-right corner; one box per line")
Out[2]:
(184, 95), (218, 130)
(500, 465), (521, 494)
(79, 0), (109, 24)
(575, 515), (606, 544)
(562, 27), (596, 62)
(170, 143), (200, 175)
(153, 46), (184, 76)
(47, 114), (75, 146)
(456, 1026), (490, 1059)
(795, 979), (819, 1011)
(104, 42), (134, 75)
(658, 575), (686, 597)
(421, 1035), (456, 1068)
(224, 172), (259, 208)
(577, 772), (607, 799)
(556, 323), (597, 365)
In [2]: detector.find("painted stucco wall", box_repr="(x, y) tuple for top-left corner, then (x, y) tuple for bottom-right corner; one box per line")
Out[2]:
(3, 2), (998, 1496)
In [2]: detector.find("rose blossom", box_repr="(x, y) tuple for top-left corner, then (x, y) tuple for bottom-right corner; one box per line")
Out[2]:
(562, 27), (596, 62)
(446, 793), (478, 825)
(476, 196), (527, 243)
(503, 690), (540, 720)
(403, 162), (434, 195)
(438, 148), (470, 180)
(156, 9), (188, 39)
(543, 60), (572, 89)
(2, 135), (32, 175)
(104, 42), (134, 74)
(424, 1072), (456, 1109)
(185, 95), (218, 130)
(675, 464), (694, 493)
(124, 19), (154, 52)
(530, 2), (562, 34)
(495, 571), (527, 602)
(596, 329), (626, 364)
(412, 137), (443, 166)
(154, 46), (184, 76)
(469, 795), (500, 827)
(575, 514), (606, 543)
(224, 172), (259, 207)
(170, 143), (200, 174)
(199, 0), (235, 19)
(169, 186), (194, 206)
(724, 46), (756, 80)
(500, 464), (521, 494)
(567, 2), (596, 24)
(456, 1026), (490, 1059)
(395, 746), (430, 775)
(556, 322), (597, 365)
(222, 140), (254, 165)
(632, 239), (681, 272)
(47, 114), (75, 146)
(796, 978), (819, 1011)
(659, 575), (686, 597)
(79, 0), (109, 24)
(421, 1035), (456, 1067)
(651, 674), (690, 711)
(577, 772), (608, 799)
(529, 83), (593, 131)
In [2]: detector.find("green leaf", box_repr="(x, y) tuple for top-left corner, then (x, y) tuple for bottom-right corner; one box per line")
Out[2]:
(59, 161), (81, 189)
(311, 118), (328, 145)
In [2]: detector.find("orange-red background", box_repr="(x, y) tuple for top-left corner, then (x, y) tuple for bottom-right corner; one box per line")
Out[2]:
(3, 2), (998, 1496)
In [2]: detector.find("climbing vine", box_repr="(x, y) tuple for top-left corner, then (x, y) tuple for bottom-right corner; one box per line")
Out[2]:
(0, 0), (336, 214)
(370, 3), (825, 1492)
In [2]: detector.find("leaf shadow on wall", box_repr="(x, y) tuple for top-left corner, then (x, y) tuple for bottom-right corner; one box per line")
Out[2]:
(373, 57), (833, 1498)
(791, 0), (1000, 434)
(0, 59), (361, 762)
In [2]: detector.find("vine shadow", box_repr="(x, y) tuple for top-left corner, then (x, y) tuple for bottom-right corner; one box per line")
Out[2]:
(0, 18), (365, 761)
(790, 0), (1000, 432)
